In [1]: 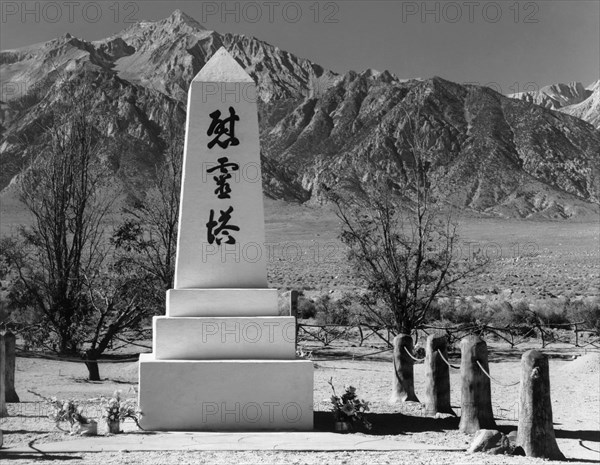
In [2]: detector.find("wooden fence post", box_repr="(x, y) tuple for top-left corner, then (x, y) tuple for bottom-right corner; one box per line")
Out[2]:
(0, 332), (7, 416)
(424, 334), (455, 416)
(459, 335), (496, 433)
(390, 334), (419, 403)
(290, 290), (299, 344)
(517, 350), (564, 460)
(3, 331), (19, 403)
(290, 290), (298, 318)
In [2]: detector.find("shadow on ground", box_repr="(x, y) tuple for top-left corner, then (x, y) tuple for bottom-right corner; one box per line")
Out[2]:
(0, 429), (51, 435)
(314, 412), (460, 436)
(0, 453), (83, 461)
(554, 429), (600, 442)
(316, 412), (600, 447)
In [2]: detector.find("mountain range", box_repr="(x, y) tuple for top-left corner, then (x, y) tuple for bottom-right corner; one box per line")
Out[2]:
(509, 80), (600, 130)
(509, 81), (591, 110)
(1, 10), (599, 220)
(559, 82), (600, 130)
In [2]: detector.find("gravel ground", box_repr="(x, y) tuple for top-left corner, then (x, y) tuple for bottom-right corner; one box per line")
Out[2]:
(1, 348), (598, 464)
(0, 450), (587, 465)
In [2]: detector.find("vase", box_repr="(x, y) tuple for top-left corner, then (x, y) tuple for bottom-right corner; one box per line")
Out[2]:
(334, 421), (351, 433)
(107, 420), (120, 434)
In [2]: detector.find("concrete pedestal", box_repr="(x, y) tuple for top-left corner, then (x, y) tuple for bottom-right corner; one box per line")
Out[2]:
(167, 289), (279, 317)
(138, 355), (313, 431)
(153, 316), (297, 360)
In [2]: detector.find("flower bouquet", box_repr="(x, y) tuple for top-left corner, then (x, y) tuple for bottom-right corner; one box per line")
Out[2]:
(328, 378), (372, 432)
(101, 390), (143, 434)
(28, 390), (96, 435)
(49, 397), (96, 435)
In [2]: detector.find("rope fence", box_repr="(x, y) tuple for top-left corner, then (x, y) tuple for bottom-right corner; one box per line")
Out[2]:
(404, 346), (426, 362)
(15, 351), (144, 363)
(353, 347), (392, 358)
(297, 320), (599, 352)
(437, 349), (460, 370)
(476, 360), (520, 387)
(312, 347), (393, 362)
(5, 318), (597, 368)
(112, 335), (152, 350)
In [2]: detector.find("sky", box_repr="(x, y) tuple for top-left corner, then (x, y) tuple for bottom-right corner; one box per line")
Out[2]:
(1, 0), (598, 94)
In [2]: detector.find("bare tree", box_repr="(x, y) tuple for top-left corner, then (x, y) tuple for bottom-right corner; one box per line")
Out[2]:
(112, 103), (184, 301)
(0, 68), (168, 380)
(80, 256), (155, 380)
(330, 181), (466, 333)
(326, 88), (486, 402)
(3, 75), (114, 355)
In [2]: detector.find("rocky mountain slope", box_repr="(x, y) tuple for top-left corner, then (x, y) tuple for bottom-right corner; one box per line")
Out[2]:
(261, 72), (600, 218)
(0, 10), (338, 194)
(1, 10), (599, 219)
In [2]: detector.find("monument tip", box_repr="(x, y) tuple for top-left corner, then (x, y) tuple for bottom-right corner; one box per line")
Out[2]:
(192, 47), (254, 83)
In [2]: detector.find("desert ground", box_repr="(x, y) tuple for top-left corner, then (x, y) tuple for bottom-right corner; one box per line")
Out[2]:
(261, 199), (600, 300)
(0, 339), (599, 464)
(1, 196), (599, 464)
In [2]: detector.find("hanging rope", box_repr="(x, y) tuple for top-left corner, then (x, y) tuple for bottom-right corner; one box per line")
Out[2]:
(476, 360), (520, 387)
(437, 349), (460, 370)
(353, 347), (392, 358)
(112, 335), (152, 350)
(17, 351), (144, 363)
(404, 346), (425, 362)
(312, 347), (392, 361)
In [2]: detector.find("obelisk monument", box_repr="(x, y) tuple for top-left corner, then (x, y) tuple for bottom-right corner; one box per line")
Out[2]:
(138, 48), (314, 431)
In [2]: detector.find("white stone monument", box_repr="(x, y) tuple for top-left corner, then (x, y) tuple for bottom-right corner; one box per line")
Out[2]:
(138, 48), (313, 431)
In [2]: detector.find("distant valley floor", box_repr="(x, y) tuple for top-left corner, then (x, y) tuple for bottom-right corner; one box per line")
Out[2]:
(1, 195), (598, 300)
